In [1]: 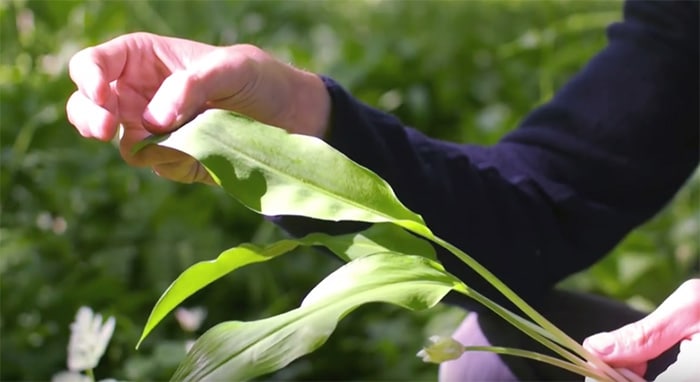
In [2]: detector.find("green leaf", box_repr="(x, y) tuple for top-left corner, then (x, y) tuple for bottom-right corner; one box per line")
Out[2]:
(137, 223), (434, 348)
(131, 133), (169, 154)
(139, 110), (615, 380)
(171, 253), (457, 381)
(152, 110), (430, 236)
(305, 222), (436, 262)
(136, 239), (300, 349)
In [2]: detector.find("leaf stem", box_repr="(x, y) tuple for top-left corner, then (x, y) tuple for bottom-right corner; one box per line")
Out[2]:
(452, 283), (590, 371)
(461, 345), (605, 380)
(419, 233), (628, 382)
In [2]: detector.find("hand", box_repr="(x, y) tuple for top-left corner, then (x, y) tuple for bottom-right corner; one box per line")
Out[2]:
(66, 32), (330, 183)
(583, 279), (700, 378)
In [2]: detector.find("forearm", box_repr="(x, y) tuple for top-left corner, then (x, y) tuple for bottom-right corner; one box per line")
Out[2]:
(285, 68), (331, 138)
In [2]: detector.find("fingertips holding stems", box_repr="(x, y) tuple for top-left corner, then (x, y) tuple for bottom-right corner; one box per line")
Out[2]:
(583, 278), (700, 380)
(583, 331), (649, 378)
(584, 332), (616, 356)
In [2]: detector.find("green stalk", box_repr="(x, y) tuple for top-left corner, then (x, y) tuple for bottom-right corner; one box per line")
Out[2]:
(421, 233), (628, 382)
(452, 283), (591, 372)
(461, 346), (605, 380)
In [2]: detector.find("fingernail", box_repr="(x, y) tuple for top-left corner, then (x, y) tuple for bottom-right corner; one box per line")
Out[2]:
(585, 333), (615, 355)
(143, 104), (175, 131)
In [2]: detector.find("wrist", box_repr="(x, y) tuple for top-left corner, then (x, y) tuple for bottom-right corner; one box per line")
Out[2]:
(286, 68), (331, 138)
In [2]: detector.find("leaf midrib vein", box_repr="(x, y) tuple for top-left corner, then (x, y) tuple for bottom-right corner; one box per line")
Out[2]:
(199, 126), (410, 223)
(199, 278), (450, 379)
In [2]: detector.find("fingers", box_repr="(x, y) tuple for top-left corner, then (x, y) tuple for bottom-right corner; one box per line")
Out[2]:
(119, 132), (213, 184)
(66, 90), (119, 141)
(68, 33), (150, 140)
(141, 70), (208, 133)
(141, 45), (262, 134)
(584, 279), (700, 366)
(68, 34), (132, 106)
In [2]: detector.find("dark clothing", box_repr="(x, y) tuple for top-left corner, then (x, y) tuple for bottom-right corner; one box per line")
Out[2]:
(273, 1), (698, 380)
(277, 0), (699, 311)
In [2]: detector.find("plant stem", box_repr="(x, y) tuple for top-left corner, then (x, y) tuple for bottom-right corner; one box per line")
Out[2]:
(452, 284), (590, 371)
(420, 233), (628, 382)
(461, 345), (605, 380)
(85, 369), (95, 382)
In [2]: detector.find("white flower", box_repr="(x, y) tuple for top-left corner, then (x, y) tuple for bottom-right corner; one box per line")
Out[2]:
(416, 335), (464, 364)
(67, 306), (116, 372)
(51, 371), (118, 382)
(175, 306), (207, 332)
(51, 371), (91, 382)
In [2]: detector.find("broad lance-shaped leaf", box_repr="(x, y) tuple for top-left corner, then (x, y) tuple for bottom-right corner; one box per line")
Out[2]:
(136, 239), (298, 349)
(151, 110), (431, 237)
(137, 223), (436, 348)
(171, 253), (456, 381)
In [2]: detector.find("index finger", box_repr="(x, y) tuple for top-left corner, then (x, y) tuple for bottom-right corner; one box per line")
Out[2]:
(68, 35), (131, 106)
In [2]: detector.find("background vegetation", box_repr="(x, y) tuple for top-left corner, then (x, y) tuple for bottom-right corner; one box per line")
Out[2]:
(1, 0), (697, 380)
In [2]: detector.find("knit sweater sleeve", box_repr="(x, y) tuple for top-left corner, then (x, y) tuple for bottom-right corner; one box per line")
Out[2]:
(273, 0), (699, 307)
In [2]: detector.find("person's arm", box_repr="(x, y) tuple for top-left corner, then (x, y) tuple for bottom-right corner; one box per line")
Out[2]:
(276, 0), (699, 307)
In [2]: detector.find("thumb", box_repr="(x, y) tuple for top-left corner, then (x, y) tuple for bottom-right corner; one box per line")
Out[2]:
(141, 45), (263, 134)
(142, 70), (207, 134)
(583, 279), (700, 366)
(584, 322), (661, 365)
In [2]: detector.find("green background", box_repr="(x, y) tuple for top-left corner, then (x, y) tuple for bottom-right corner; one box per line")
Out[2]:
(1, 0), (697, 380)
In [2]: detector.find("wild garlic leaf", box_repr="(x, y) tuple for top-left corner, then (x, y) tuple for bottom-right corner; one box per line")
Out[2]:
(151, 110), (430, 236)
(171, 253), (457, 381)
(138, 223), (435, 348)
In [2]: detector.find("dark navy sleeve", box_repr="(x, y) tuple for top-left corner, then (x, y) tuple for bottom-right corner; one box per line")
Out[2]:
(275, 0), (699, 308)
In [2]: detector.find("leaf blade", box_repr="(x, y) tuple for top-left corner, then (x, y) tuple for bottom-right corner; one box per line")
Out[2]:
(155, 110), (426, 231)
(171, 253), (456, 381)
(136, 240), (300, 348)
(137, 223), (435, 348)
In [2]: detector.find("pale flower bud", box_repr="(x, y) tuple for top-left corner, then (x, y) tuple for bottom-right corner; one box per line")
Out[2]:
(175, 306), (207, 333)
(416, 335), (464, 364)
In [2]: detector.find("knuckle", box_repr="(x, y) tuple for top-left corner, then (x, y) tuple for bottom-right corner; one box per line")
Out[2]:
(620, 321), (658, 355)
(230, 43), (265, 57)
(126, 31), (154, 40)
(634, 321), (656, 347)
(180, 70), (202, 94)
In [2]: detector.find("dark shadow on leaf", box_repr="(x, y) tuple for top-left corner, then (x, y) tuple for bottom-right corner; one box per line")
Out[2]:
(201, 154), (267, 212)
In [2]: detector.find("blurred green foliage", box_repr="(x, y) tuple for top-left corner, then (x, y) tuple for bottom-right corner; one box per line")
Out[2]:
(1, 0), (696, 380)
